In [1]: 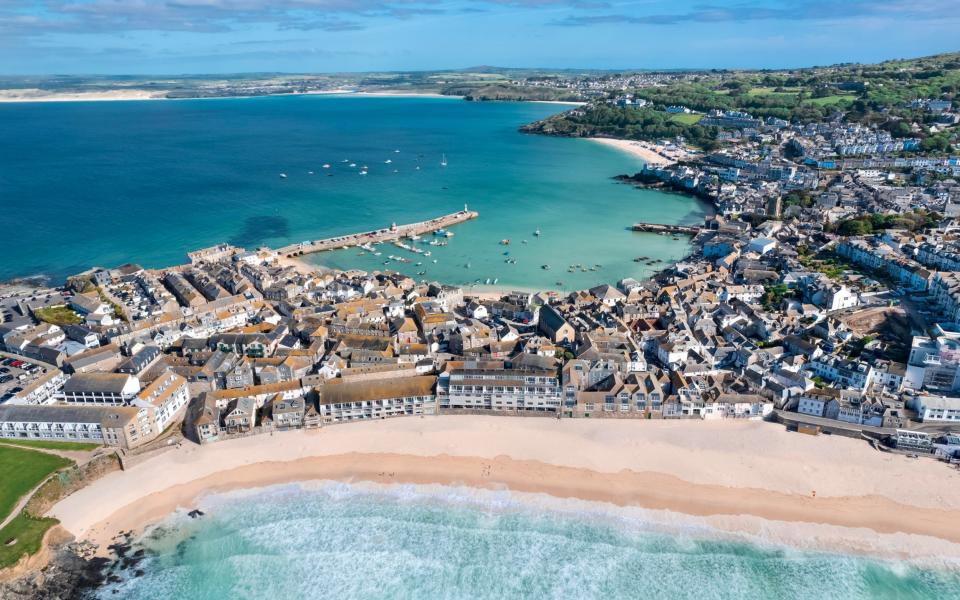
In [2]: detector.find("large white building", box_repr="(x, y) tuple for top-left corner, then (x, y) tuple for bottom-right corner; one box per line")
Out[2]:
(319, 376), (437, 423)
(58, 372), (140, 405)
(442, 365), (560, 412)
(132, 371), (189, 432)
(0, 403), (160, 449)
(910, 395), (960, 422)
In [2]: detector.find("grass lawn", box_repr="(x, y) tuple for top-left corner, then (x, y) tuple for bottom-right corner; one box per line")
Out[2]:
(809, 94), (857, 106)
(0, 438), (101, 452)
(747, 86), (800, 97)
(0, 445), (73, 523)
(668, 112), (703, 125)
(32, 305), (81, 326)
(0, 513), (59, 569)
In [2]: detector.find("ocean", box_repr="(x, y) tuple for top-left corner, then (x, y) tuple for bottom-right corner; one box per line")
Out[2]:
(94, 482), (960, 600)
(0, 95), (708, 290)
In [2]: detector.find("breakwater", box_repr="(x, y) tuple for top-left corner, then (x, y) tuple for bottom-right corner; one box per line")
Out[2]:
(279, 209), (479, 257)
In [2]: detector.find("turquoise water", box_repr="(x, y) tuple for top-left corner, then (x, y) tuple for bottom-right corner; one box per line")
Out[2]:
(0, 96), (707, 289)
(96, 482), (960, 599)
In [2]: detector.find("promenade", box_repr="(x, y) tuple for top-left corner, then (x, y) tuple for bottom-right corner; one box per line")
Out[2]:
(278, 208), (479, 257)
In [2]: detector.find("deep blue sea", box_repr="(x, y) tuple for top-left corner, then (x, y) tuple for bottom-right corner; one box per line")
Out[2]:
(0, 95), (708, 290)
(94, 482), (960, 600)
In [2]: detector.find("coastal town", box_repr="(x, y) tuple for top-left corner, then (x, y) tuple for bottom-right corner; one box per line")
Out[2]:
(1, 52), (960, 591)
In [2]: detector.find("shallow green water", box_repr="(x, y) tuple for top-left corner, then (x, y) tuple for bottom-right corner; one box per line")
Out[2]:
(95, 482), (960, 600)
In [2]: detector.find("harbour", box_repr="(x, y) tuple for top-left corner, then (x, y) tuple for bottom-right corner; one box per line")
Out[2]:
(279, 207), (479, 257)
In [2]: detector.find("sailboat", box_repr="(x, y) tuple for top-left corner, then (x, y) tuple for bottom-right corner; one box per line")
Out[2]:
(441, 154), (448, 167)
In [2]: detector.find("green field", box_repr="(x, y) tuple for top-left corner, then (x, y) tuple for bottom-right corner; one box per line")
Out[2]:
(0, 513), (59, 569)
(32, 304), (81, 326)
(809, 94), (857, 106)
(0, 438), (101, 452)
(0, 445), (72, 522)
(747, 86), (801, 97)
(668, 112), (703, 125)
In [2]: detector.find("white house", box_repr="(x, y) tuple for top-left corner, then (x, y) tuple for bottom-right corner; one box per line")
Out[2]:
(909, 395), (960, 422)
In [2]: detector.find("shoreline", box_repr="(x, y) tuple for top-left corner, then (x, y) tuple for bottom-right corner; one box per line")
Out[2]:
(589, 137), (679, 167)
(47, 417), (960, 563)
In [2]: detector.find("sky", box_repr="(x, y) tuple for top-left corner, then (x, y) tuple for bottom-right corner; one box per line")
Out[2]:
(1, 0), (959, 75)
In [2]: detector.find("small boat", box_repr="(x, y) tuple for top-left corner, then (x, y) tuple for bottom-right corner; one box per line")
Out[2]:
(415, 166), (420, 170)
(434, 229), (447, 236)
(432, 259), (438, 263)
(395, 149), (401, 153)
(385, 159), (392, 164)
(349, 163), (357, 167)
(465, 262), (471, 269)
(556, 281), (563, 287)
(359, 171), (367, 176)
(279, 173), (287, 178)
(485, 278), (491, 285)
(541, 264), (551, 270)
(534, 228), (541, 236)
(493, 279), (498, 284)
(441, 154), (448, 167)
(308, 171), (314, 175)
(424, 251), (431, 256)
(393, 169), (399, 173)
(521, 240), (528, 244)
(342, 159), (349, 163)
(499, 239), (510, 246)
(323, 164), (331, 169)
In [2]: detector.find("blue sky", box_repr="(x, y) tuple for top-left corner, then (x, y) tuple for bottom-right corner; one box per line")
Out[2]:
(1, 0), (958, 75)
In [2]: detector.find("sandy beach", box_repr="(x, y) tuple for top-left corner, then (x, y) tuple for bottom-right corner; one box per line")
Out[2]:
(590, 137), (679, 167)
(48, 416), (960, 562)
(0, 89), (167, 103)
(353, 91), (459, 99)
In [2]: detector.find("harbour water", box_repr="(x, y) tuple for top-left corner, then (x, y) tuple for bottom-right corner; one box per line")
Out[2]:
(0, 95), (708, 289)
(95, 481), (960, 599)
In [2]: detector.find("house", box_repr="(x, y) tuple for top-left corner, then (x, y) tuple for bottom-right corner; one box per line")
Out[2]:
(115, 345), (162, 376)
(69, 294), (109, 316)
(747, 238), (777, 255)
(194, 395), (222, 444)
(795, 389), (842, 418)
(224, 397), (257, 433)
(272, 396), (306, 429)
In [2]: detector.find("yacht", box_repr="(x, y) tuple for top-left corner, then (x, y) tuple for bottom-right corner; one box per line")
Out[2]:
(534, 228), (541, 237)
(322, 164), (331, 169)
(279, 173), (287, 178)
(385, 159), (392, 164)
(441, 154), (448, 167)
